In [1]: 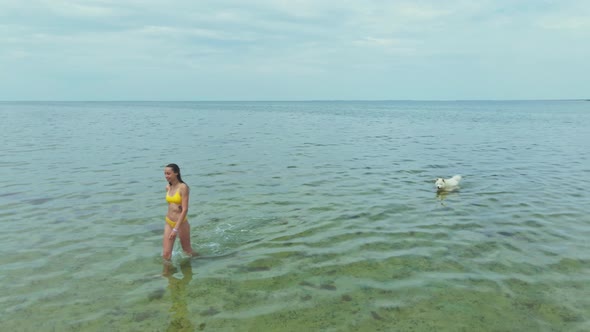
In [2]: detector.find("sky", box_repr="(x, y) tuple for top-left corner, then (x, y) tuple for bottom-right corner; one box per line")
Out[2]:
(1, 0), (589, 101)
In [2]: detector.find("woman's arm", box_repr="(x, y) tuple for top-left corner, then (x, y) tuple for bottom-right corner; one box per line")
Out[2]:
(173, 184), (190, 230)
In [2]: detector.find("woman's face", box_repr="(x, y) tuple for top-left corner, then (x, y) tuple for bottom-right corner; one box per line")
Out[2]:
(164, 167), (177, 183)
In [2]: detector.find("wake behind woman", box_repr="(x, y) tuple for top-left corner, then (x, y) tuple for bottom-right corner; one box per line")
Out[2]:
(163, 163), (195, 260)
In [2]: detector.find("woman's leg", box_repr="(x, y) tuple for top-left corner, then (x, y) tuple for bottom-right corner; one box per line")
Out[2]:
(178, 221), (194, 256)
(162, 224), (175, 260)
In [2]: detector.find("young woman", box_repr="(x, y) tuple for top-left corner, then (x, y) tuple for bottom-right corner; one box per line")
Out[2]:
(163, 163), (194, 260)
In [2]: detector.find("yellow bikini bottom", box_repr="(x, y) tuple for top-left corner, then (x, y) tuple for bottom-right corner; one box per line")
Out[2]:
(165, 216), (187, 228)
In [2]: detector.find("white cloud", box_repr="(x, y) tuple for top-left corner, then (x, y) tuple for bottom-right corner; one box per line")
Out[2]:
(2, 49), (30, 60)
(136, 25), (255, 42)
(392, 3), (452, 20)
(0, 0), (589, 100)
(40, 0), (119, 17)
(352, 37), (419, 56)
(538, 16), (590, 30)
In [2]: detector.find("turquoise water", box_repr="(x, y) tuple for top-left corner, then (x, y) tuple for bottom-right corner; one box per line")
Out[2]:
(1, 100), (589, 331)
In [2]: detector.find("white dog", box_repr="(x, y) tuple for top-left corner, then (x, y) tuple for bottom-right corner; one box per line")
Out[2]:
(435, 175), (462, 191)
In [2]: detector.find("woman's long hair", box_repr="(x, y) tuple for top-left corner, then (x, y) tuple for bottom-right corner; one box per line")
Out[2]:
(166, 163), (186, 185)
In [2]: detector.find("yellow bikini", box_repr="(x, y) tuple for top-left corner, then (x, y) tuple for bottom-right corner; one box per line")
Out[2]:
(165, 216), (186, 228)
(166, 190), (183, 204)
(165, 189), (186, 228)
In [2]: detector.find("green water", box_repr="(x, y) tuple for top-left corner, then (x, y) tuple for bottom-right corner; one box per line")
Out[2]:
(1, 101), (589, 331)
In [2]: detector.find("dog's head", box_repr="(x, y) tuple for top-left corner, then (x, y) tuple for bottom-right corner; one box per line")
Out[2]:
(435, 178), (445, 189)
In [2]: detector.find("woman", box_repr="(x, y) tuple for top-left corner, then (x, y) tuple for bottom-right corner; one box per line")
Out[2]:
(163, 163), (194, 260)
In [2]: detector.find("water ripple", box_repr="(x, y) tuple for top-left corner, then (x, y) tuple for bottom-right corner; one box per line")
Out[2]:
(1, 101), (589, 331)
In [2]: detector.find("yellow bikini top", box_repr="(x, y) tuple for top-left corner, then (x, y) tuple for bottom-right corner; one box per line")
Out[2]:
(166, 189), (182, 204)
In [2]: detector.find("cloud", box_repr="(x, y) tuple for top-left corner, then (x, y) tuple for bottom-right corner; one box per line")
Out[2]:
(538, 16), (590, 30)
(352, 37), (419, 56)
(42, 0), (118, 17)
(0, 0), (589, 100)
(136, 25), (255, 42)
(392, 3), (452, 20)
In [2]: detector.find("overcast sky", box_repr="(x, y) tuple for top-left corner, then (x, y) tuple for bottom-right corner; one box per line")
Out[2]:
(1, 0), (588, 101)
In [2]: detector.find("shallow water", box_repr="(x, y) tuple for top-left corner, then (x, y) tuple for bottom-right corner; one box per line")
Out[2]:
(1, 100), (589, 331)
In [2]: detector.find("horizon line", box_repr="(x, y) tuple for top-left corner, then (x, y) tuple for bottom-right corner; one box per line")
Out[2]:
(1, 98), (588, 103)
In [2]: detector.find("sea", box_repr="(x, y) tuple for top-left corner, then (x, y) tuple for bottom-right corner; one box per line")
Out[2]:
(1, 100), (589, 331)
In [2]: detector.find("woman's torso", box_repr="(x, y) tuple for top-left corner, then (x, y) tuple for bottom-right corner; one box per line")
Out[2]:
(166, 184), (186, 220)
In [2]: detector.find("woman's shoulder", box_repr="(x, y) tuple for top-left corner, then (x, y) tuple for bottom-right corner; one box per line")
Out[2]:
(180, 183), (190, 193)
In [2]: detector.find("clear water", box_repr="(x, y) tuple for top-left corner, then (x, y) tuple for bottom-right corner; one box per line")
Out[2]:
(1, 101), (589, 331)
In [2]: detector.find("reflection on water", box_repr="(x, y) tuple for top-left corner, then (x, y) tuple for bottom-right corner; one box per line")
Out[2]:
(435, 190), (460, 206)
(164, 262), (196, 332)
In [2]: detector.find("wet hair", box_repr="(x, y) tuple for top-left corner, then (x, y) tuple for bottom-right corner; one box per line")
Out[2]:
(166, 163), (185, 185)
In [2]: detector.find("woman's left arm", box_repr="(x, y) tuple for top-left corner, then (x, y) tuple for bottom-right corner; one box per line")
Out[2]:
(175, 185), (190, 230)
